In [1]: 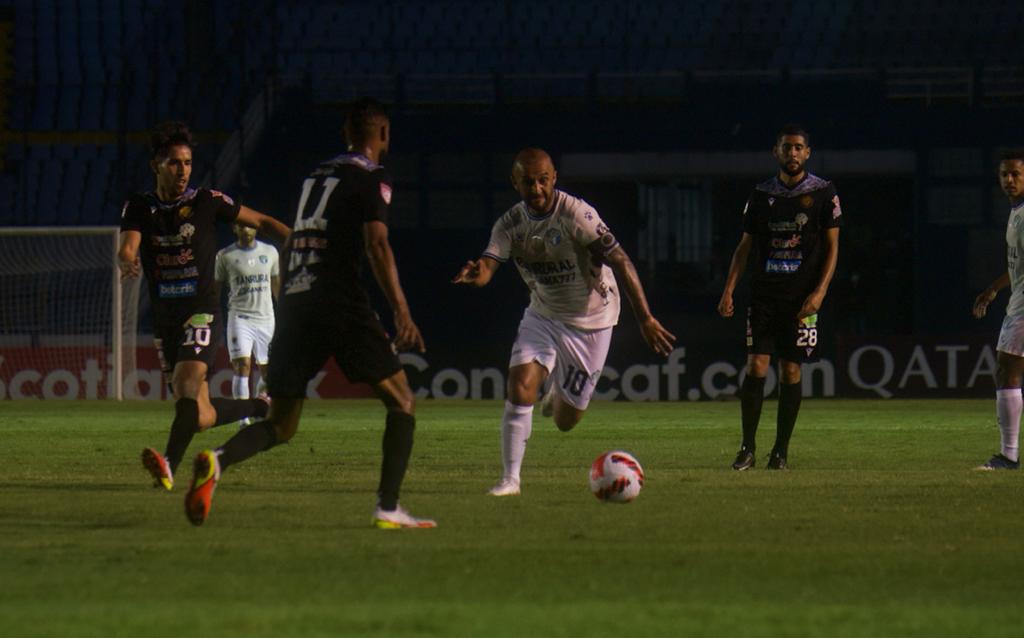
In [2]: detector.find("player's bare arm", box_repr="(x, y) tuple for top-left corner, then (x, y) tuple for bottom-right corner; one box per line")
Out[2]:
(799, 226), (840, 319)
(452, 256), (500, 287)
(364, 219), (425, 353)
(236, 206), (291, 245)
(974, 272), (1011, 318)
(601, 244), (676, 356)
(117, 230), (141, 279)
(271, 275), (280, 300)
(718, 232), (753, 318)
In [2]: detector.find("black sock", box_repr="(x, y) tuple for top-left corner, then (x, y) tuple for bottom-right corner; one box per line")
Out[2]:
(165, 397), (199, 475)
(216, 421), (278, 471)
(210, 397), (269, 426)
(773, 382), (803, 457)
(740, 375), (766, 452)
(377, 411), (415, 511)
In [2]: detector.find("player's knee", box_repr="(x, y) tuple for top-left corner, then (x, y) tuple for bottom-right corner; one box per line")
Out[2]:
(273, 420), (298, 443)
(780, 365), (802, 385)
(746, 359), (770, 378)
(554, 413), (581, 432)
(507, 378), (538, 405)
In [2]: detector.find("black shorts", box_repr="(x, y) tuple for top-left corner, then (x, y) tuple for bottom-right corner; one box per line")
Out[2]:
(266, 305), (402, 398)
(746, 297), (820, 362)
(153, 311), (223, 375)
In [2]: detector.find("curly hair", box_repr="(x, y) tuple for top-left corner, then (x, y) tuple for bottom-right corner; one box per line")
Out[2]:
(149, 121), (193, 159)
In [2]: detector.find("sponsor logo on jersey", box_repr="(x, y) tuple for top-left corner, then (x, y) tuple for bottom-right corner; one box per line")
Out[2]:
(152, 234), (185, 247)
(795, 213), (809, 230)
(768, 221), (799, 232)
(158, 280), (198, 298)
(771, 234), (802, 249)
(765, 259), (801, 273)
(234, 273), (270, 285)
(284, 267), (317, 295)
(799, 194), (814, 209)
(769, 250), (803, 260)
(160, 266), (200, 280)
(155, 248), (194, 266)
(179, 223), (195, 239)
(832, 195), (843, 218)
(379, 182), (392, 205)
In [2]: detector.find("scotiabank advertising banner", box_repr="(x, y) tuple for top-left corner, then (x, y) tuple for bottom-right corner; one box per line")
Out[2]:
(0, 335), (997, 400)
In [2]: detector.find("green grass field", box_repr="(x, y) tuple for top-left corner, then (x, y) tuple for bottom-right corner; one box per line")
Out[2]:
(1, 399), (1021, 637)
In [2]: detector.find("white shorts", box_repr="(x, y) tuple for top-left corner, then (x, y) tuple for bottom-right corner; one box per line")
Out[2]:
(226, 311), (275, 365)
(998, 314), (1024, 357)
(509, 308), (613, 410)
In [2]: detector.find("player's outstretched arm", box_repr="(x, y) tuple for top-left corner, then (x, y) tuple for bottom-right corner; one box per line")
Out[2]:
(364, 220), (426, 353)
(718, 232), (752, 318)
(117, 230), (141, 279)
(452, 256), (500, 287)
(603, 245), (676, 356)
(973, 272), (1010, 318)
(236, 206), (291, 245)
(799, 227), (840, 319)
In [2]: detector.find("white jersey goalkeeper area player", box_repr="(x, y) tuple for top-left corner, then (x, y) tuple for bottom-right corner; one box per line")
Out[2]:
(453, 148), (675, 496)
(215, 223), (279, 420)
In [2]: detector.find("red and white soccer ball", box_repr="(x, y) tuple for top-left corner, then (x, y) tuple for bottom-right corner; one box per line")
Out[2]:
(589, 450), (645, 503)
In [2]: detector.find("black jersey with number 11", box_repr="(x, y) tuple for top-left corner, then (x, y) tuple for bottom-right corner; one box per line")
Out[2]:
(281, 153), (393, 314)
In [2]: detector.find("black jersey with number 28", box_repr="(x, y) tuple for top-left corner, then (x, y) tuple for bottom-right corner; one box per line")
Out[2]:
(741, 173), (842, 300)
(281, 153), (392, 314)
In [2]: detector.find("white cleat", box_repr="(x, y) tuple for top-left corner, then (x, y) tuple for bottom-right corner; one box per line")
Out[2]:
(487, 477), (521, 496)
(372, 505), (437, 529)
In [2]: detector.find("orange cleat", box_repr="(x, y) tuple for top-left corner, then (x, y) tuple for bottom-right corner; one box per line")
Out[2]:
(141, 447), (173, 491)
(184, 450), (220, 526)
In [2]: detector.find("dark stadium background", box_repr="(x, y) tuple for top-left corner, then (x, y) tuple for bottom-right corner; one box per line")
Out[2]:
(3, 0), (1022, 399)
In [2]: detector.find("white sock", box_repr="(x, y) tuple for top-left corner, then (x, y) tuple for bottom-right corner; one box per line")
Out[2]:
(501, 401), (533, 482)
(996, 388), (1021, 462)
(232, 375), (250, 400)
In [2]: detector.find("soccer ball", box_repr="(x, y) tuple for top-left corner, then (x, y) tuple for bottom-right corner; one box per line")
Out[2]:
(589, 450), (645, 503)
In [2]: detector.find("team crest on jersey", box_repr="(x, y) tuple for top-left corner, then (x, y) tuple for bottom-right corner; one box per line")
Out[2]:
(178, 206), (193, 219)
(179, 223), (196, 239)
(832, 195), (843, 218)
(799, 194), (814, 209)
(210, 190), (235, 205)
(545, 228), (563, 246)
(379, 183), (392, 205)
(259, 255), (268, 264)
(794, 213), (809, 230)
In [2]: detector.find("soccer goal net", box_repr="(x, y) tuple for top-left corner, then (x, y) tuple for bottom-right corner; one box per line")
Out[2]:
(0, 227), (141, 400)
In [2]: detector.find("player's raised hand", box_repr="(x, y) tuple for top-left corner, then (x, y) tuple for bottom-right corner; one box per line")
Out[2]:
(717, 292), (734, 317)
(973, 288), (997, 318)
(119, 257), (140, 279)
(640, 316), (676, 357)
(452, 259), (481, 284)
(393, 310), (426, 353)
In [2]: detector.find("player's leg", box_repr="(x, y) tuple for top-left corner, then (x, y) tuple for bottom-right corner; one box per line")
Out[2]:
(141, 333), (181, 490)
(227, 314), (254, 401)
(978, 315), (1024, 470)
(733, 301), (772, 470)
(231, 356), (252, 398)
(769, 359), (802, 470)
(252, 319), (274, 398)
(546, 322), (613, 432)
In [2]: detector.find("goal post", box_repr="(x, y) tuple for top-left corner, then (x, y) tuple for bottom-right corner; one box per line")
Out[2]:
(0, 226), (141, 400)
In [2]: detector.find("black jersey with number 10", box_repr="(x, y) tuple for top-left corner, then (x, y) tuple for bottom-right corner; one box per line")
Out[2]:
(281, 153), (393, 313)
(741, 173), (842, 300)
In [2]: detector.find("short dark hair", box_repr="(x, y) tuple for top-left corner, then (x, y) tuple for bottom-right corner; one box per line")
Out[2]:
(345, 97), (389, 144)
(776, 124), (810, 147)
(998, 149), (1024, 164)
(150, 121), (193, 159)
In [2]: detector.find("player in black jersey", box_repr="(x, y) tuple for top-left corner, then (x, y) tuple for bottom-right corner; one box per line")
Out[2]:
(184, 98), (436, 529)
(717, 125), (841, 470)
(119, 121), (290, 491)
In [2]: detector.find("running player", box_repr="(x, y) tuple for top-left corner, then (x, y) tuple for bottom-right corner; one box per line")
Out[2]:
(184, 98), (436, 529)
(215, 222), (280, 424)
(717, 124), (841, 471)
(972, 149), (1024, 470)
(118, 121), (290, 490)
(453, 147), (676, 496)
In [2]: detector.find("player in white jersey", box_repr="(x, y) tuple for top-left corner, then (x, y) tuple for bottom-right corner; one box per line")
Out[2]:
(453, 148), (676, 495)
(973, 150), (1024, 470)
(215, 223), (280, 420)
